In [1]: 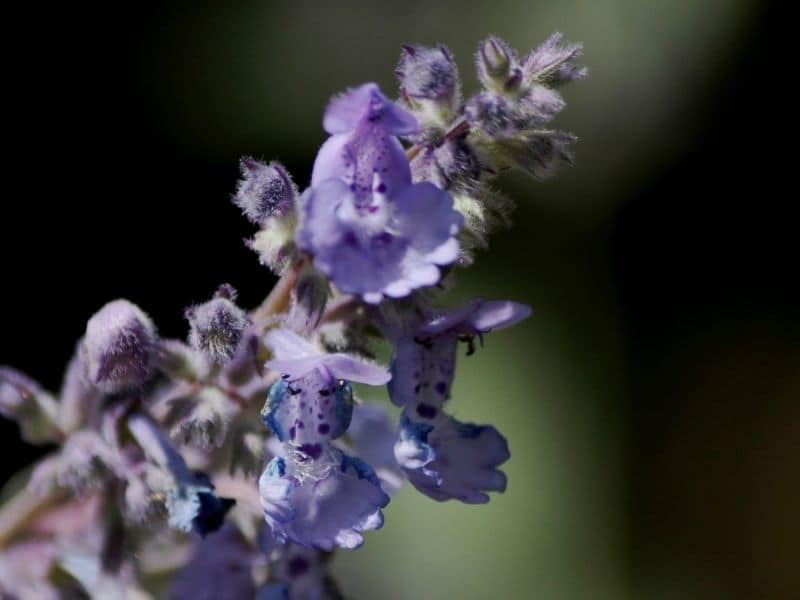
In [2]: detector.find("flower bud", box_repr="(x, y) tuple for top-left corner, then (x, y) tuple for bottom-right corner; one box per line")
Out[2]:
(522, 32), (587, 87)
(247, 211), (298, 275)
(234, 159), (297, 225)
(166, 386), (236, 450)
(464, 92), (515, 138)
(477, 37), (519, 93)
(396, 44), (460, 124)
(479, 37), (510, 77)
(288, 265), (329, 333)
(58, 352), (103, 434)
(494, 131), (577, 180)
(186, 285), (250, 365)
(0, 366), (60, 443)
(80, 299), (157, 394)
(415, 138), (482, 189)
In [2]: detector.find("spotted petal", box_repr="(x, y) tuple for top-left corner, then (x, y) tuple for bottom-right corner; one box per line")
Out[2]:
(395, 412), (509, 504)
(259, 448), (389, 550)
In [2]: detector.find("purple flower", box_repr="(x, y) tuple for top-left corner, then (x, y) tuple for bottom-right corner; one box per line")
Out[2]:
(344, 402), (404, 493)
(80, 299), (157, 394)
(262, 329), (391, 446)
(296, 83), (462, 303)
(260, 329), (391, 549)
(395, 412), (509, 504)
(388, 299), (531, 413)
(259, 447), (388, 550)
(386, 299), (529, 502)
(264, 327), (390, 385)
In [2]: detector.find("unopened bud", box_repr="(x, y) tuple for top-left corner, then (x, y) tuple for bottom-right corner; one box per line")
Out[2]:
(186, 285), (250, 364)
(0, 366), (60, 443)
(477, 37), (521, 94)
(480, 38), (510, 76)
(80, 299), (157, 394)
(396, 44), (460, 124)
(288, 265), (329, 332)
(234, 159), (297, 225)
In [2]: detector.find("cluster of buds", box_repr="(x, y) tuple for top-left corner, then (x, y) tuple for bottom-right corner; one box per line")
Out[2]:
(400, 34), (585, 262)
(0, 32), (583, 599)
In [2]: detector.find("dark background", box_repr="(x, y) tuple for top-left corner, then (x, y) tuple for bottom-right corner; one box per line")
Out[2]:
(1, 1), (796, 598)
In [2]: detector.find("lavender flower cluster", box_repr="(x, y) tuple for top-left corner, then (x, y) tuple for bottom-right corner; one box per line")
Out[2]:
(0, 33), (584, 599)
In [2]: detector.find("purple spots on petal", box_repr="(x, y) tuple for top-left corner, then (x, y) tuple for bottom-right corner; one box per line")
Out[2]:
(416, 403), (438, 419)
(375, 232), (394, 245)
(435, 382), (448, 395)
(376, 182), (387, 193)
(297, 421), (305, 429)
(288, 556), (310, 578)
(318, 423), (330, 435)
(297, 443), (322, 459)
(289, 426), (296, 440)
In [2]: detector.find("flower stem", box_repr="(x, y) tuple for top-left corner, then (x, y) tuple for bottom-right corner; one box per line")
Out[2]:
(0, 485), (62, 548)
(252, 258), (305, 325)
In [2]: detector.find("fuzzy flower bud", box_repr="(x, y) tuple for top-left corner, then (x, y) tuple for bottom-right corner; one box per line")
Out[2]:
(0, 367), (60, 444)
(234, 158), (298, 225)
(477, 37), (515, 92)
(288, 265), (330, 333)
(397, 44), (461, 126)
(166, 386), (237, 450)
(80, 299), (157, 394)
(186, 284), (250, 365)
(522, 32), (587, 87)
(477, 36), (523, 95)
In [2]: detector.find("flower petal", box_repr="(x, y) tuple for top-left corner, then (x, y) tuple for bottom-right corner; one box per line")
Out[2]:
(259, 449), (389, 550)
(322, 82), (417, 136)
(396, 412), (509, 504)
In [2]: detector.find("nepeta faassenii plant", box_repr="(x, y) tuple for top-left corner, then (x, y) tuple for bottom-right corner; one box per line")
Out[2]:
(0, 33), (584, 599)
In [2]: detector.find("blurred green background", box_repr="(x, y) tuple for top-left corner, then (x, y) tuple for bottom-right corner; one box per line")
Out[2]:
(2, 1), (797, 598)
